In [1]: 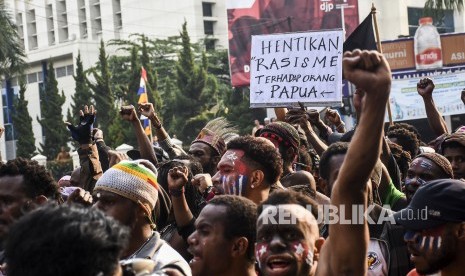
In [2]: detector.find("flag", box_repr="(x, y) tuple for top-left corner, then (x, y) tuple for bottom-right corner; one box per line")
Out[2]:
(137, 67), (148, 104)
(343, 13), (377, 52)
(137, 67), (147, 95)
(143, 118), (151, 136)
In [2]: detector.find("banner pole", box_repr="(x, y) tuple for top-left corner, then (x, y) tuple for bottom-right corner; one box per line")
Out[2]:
(372, 3), (393, 126)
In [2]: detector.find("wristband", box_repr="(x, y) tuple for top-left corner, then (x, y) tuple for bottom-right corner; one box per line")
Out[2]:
(169, 187), (185, 198)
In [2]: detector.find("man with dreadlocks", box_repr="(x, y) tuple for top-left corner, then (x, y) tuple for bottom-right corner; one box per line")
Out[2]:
(92, 159), (191, 275)
(188, 118), (238, 176)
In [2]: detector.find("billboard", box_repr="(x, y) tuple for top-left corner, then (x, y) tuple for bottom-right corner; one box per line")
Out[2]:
(382, 33), (465, 71)
(227, 0), (359, 87)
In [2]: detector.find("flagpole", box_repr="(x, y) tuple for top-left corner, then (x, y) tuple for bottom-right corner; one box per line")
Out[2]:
(371, 3), (393, 126)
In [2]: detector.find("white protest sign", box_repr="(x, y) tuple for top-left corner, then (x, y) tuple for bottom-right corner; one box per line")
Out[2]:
(250, 30), (343, 108)
(388, 71), (465, 122)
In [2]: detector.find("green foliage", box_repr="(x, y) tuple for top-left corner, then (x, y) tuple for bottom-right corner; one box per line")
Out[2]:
(91, 23), (266, 146)
(70, 52), (92, 123)
(12, 77), (36, 158)
(47, 160), (73, 180)
(88, 40), (115, 137)
(425, 0), (463, 11)
(38, 62), (68, 160)
(0, 1), (26, 78)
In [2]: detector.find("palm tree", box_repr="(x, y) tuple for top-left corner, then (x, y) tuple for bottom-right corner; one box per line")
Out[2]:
(0, 1), (26, 78)
(425, 0), (463, 13)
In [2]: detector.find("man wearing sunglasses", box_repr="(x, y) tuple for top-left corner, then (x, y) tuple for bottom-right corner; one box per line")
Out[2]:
(394, 179), (465, 276)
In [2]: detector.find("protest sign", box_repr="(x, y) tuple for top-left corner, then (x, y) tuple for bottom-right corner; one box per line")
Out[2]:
(250, 30), (343, 108)
(226, 0), (360, 87)
(388, 71), (465, 122)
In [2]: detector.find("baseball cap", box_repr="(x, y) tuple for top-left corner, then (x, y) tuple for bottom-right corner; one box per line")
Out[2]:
(393, 179), (465, 230)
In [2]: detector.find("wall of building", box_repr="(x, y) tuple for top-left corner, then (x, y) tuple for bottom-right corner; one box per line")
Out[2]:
(1, 0), (227, 160)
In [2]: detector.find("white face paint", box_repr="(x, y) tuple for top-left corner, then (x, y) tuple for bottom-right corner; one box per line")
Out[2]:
(420, 160), (433, 170)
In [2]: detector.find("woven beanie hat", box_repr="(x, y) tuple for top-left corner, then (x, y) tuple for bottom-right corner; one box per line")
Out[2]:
(94, 159), (159, 212)
(259, 121), (300, 151)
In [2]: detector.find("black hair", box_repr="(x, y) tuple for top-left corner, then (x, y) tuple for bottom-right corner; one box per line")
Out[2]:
(387, 140), (412, 181)
(227, 136), (283, 184)
(157, 156), (205, 218)
(257, 189), (321, 230)
(208, 195), (257, 262)
(388, 123), (422, 143)
(387, 128), (420, 158)
(5, 204), (129, 276)
(319, 142), (349, 181)
(0, 158), (59, 200)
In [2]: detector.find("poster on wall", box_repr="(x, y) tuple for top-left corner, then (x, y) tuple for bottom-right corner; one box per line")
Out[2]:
(226, 0), (359, 87)
(388, 71), (465, 122)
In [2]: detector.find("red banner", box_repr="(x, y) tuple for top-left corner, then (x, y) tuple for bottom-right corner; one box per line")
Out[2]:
(227, 0), (359, 87)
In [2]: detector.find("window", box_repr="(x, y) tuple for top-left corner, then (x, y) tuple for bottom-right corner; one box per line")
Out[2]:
(408, 8), (454, 36)
(204, 21), (214, 35)
(66, 65), (74, 75)
(56, 66), (67, 78)
(27, 72), (38, 83)
(205, 39), (215, 51)
(202, 2), (213, 17)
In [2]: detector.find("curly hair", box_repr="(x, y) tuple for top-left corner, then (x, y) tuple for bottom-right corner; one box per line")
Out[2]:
(387, 128), (420, 158)
(388, 123), (422, 143)
(227, 136), (283, 184)
(0, 158), (59, 200)
(5, 204), (129, 276)
(208, 195), (257, 262)
(319, 142), (349, 182)
(257, 189), (321, 232)
(387, 140), (412, 181)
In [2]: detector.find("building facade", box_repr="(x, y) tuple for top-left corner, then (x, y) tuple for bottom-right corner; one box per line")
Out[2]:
(1, 0), (227, 160)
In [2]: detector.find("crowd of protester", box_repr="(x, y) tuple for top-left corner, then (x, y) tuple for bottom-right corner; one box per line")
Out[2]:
(0, 50), (464, 276)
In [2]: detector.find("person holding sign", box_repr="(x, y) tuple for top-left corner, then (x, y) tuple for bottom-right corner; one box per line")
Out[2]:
(255, 49), (392, 276)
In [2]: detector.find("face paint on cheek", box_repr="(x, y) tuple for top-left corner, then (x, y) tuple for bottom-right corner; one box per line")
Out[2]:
(291, 242), (313, 267)
(407, 229), (444, 254)
(235, 175), (247, 196)
(255, 242), (270, 269)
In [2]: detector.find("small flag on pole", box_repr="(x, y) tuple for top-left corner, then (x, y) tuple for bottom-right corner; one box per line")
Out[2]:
(137, 67), (147, 95)
(137, 67), (148, 104)
(343, 13), (377, 52)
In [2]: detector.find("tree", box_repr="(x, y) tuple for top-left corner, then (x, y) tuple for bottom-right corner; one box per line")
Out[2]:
(0, 1), (26, 78)
(206, 48), (266, 134)
(425, 0), (463, 11)
(140, 35), (162, 110)
(168, 21), (212, 142)
(12, 77), (36, 158)
(70, 52), (92, 122)
(88, 40), (115, 136)
(38, 61), (68, 160)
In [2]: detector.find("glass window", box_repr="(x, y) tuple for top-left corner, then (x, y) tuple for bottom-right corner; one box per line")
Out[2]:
(204, 21), (214, 35)
(66, 64), (74, 75)
(202, 2), (213, 17)
(408, 7), (454, 36)
(56, 66), (67, 78)
(27, 72), (38, 83)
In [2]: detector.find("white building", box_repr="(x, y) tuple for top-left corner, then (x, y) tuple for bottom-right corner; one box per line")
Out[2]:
(2, 0), (465, 159)
(1, 0), (227, 160)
